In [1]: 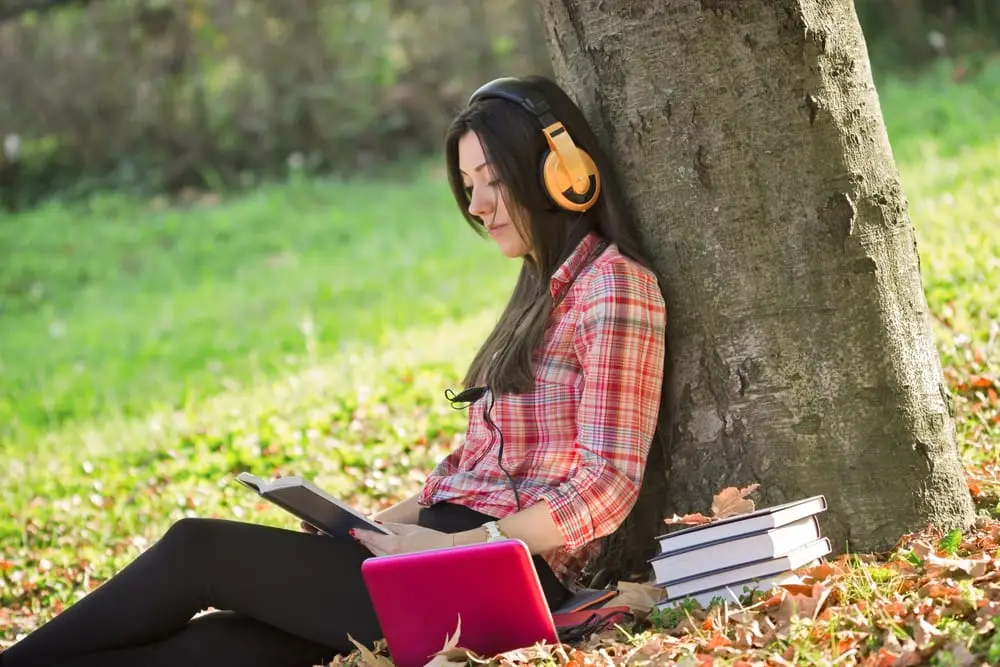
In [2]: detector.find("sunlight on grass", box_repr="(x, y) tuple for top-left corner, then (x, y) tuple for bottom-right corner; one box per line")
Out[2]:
(1, 58), (999, 660)
(839, 558), (903, 604)
(7, 307), (498, 468)
(0, 170), (517, 447)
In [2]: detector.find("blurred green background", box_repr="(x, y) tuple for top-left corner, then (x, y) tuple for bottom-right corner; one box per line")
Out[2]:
(0, 0), (997, 208)
(1, 0), (998, 453)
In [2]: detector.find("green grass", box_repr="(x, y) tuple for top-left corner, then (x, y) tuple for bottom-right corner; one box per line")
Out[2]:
(1, 58), (1000, 661)
(0, 169), (517, 448)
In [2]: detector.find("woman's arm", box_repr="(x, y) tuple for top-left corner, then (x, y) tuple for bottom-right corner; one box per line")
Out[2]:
(452, 501), (564, 553)
(370, 493), (422, 524)
(357, 501), (564, 557)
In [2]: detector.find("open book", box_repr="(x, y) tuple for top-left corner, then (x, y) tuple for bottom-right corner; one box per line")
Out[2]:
(236, 473), (391, 539)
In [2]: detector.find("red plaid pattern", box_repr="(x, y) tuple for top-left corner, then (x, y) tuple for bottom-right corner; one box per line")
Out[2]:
(418, 233), (667, 587)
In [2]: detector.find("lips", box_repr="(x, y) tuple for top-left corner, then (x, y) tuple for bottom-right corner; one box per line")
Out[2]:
(487, 223), (508, 236)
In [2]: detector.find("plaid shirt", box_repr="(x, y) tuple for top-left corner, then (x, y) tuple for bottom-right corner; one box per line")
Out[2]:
(418, 232), (667, 588)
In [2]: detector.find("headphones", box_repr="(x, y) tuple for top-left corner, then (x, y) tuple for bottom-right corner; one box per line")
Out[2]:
(468, 77), (601, 213)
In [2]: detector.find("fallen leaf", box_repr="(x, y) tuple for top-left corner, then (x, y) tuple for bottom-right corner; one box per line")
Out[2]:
(802, 561), (840, 581)
(920, 582), (963, 601)
(424, 616), (481, 667)
(774, 583), (833, 630)
(710, 485), (760, 519)
(976, 600), (1000, 632)
(347, 634), (394, 667)
(882, 600), (908, 618)
(865, 647), (899, 667)
(604, 580), (667, 617)
(970, 374), (995, 390)
(924, 553), (990, 578)
(912, 617), (944, 648)
(663, 512), (712, 526)
(705, 632), (732, 649)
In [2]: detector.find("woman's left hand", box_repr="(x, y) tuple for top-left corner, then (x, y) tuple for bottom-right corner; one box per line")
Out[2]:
(352, 522), (454, 557)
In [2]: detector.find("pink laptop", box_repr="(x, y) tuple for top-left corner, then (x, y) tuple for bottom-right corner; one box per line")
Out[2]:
(361, 540), (559, 667)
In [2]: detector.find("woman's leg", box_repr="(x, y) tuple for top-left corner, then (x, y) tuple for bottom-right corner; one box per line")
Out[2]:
(52, 611), (336, 667)
(2, 518), (381, 667)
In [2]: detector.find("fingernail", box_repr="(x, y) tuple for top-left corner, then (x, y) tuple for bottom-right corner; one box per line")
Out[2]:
(349, 529), (357, 538)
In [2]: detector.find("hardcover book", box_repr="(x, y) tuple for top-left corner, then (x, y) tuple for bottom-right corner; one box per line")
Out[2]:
(236, 472), (391, 539)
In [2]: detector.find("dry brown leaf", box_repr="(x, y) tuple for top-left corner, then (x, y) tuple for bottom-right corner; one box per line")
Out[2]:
(663, 512), (713, 526)
(774, 583), (833, 632)
(627, 635), (677, 663)
(924, 553), (990, 578)
(912, 617), (944, 648)
(909, 540), (935, 560)
(347, 634), (395, 667)
(730, 618), (765, 649)
(705, 632), (733, 649)
(423, 649), (475, 667)
(423, 616), (480, 667)
(802, 561), (841, 581)
(710, 484), (759, 519)
(603, 580), (667, 617)
(976, 600), (1000, 633)
(893, 643), (925, 667)
(919, 582), (963, 601)
(493, 644), (563, 664)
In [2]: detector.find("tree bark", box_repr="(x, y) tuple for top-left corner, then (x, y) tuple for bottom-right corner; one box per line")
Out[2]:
(536, 0), (975, 582)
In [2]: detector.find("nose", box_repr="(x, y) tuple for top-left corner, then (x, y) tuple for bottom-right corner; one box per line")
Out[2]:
(468, 186), (494, 220)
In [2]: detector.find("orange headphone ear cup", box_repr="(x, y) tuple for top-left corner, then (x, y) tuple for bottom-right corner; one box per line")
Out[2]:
(540, 148), (601, 213)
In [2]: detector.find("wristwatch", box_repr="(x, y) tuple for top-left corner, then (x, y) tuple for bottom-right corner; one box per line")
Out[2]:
(483, 521), (509, 542)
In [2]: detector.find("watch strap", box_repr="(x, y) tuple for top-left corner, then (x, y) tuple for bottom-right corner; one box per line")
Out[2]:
(483, 520), (508, 542)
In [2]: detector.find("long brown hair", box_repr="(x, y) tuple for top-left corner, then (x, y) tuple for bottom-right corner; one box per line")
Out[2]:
(445, 75), (650, 394)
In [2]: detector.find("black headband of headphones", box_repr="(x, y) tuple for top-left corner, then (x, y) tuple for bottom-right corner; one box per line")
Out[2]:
(468, 78), (561, 129)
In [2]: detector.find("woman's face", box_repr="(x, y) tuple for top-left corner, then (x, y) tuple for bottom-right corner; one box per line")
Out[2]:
(458, 131), (531, 259)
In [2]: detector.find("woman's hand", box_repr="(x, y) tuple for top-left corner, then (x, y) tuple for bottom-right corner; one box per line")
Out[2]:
(352, 522), (453, 557)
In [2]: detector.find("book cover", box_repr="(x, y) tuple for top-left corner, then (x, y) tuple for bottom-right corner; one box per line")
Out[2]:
(649, 515), (822, 584)
(659, 537), (831, 598)
(237, 473), (391, 539)
(654, 495), (827, 556)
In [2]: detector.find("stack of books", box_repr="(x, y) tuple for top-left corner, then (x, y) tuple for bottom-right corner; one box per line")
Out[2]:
(650, 495), (830, 609)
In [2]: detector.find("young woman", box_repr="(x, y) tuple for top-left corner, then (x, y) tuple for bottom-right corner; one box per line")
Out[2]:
(2, 75), (666, 667)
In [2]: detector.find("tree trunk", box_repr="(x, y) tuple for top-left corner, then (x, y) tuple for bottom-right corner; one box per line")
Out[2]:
(536, 0), (975, 582)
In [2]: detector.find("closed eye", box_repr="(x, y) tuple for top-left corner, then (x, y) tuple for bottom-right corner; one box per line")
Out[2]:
(463, 178), (502, 200)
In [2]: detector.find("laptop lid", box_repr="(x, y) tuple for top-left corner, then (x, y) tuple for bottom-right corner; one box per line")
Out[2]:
(361, 540), (558, 667)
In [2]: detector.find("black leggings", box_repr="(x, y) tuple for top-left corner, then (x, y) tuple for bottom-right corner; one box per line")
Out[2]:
(2, 503), (569, 667)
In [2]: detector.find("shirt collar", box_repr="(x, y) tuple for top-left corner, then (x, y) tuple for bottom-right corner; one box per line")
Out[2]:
(549, 232), (604, 303)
